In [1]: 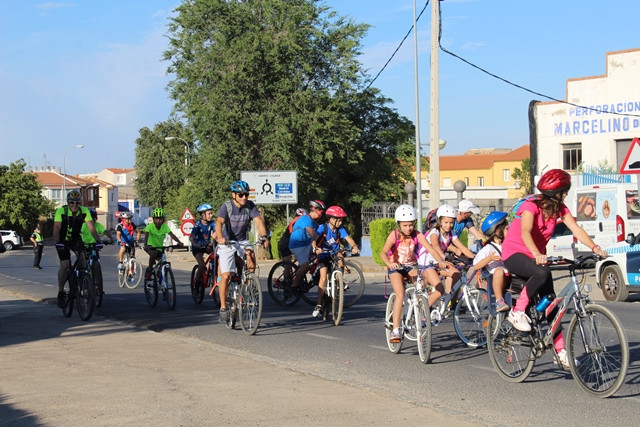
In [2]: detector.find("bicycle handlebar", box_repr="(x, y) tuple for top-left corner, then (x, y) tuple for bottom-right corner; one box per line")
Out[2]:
(545, 253), (603, 267)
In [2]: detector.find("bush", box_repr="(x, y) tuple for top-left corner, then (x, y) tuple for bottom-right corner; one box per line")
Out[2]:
(270, 224), (286, 260)
(369, 218), (397, 266)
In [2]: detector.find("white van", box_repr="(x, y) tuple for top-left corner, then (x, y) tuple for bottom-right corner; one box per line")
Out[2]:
(572, 183), (640, 251)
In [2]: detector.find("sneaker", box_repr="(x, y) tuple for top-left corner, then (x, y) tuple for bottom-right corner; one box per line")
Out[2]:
(57, 291), (65, 308)
(555, 349), (577, 370)
(117, 262), (124, 271)
(507, 310), (532, 332)
(389, 328), (402, 343)
(219, 308), (230, 324)
(496, 298), (510, 313)
(312, 304), (323, 318)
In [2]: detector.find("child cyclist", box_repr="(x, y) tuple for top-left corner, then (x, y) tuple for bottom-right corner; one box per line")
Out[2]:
(419, 204), (474, 308)
(143, 208), (184, 282)
(380, 204), (447, 343)
(190, 203), (216, 293)
(116, 211), (140, 270)
(311, 205), (360, 318)
(473, 211), (510, 312)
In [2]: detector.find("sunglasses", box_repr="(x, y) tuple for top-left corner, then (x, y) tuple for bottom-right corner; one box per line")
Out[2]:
(68, 201), (80, 206)
(237, 193), (249, 198)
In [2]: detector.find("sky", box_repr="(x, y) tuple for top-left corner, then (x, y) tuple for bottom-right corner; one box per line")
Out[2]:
(1, 0), (639, 176)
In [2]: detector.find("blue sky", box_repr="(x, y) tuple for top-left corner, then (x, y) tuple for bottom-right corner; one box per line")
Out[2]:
(1, 1), (639, 176)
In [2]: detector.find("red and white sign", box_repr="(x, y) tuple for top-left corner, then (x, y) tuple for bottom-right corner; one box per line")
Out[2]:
(180, 207), (194, 221)
(180, 220), (194, 236)
(620, 137), (640, 174)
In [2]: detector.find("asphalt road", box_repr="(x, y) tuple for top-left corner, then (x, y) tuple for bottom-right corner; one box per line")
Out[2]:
(1, 244), (639, 426)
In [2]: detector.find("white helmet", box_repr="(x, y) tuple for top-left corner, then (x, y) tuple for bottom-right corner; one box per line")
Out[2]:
(436, 204), (456, 219)
(394, 204), (417, 222)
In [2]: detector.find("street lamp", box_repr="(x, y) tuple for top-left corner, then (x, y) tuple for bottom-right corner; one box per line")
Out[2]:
(62, 144), (84, 202)
(165, 136), (189, 166)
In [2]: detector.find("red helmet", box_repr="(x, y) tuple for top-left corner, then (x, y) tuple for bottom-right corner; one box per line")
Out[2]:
(309, 200), (326, 211)
(326, 206), (347, 218)
(537, 169), (571, 196)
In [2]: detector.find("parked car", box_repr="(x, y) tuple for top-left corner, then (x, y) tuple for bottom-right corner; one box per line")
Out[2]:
(1, 230), (23, 251)
(595, 233), (640, 302)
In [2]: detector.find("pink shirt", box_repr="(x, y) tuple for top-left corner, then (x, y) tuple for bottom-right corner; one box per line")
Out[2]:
(501, 199), (570, 260)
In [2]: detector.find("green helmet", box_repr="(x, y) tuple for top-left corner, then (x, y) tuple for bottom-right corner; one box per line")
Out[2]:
(152, 208), (166, 218)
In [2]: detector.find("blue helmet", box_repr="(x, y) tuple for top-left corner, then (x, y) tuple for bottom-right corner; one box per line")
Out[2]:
(482, 211), (509, 237)
(89, 209), (98, 219)
(230, 180), (250, 193)
(197, 203), (213, 213)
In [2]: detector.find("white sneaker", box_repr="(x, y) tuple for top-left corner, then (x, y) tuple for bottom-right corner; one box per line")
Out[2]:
(508, 310), (532, 332)
(555, 349), (576, 370)
(312, 304), (323, 318)
(117, 262), (124, 271)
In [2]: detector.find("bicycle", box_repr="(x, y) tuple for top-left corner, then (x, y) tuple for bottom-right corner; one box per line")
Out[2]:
(60, 247), (95, 321)
(221, 240), (263, 335)
(486, 254), (629, 398)
(267, 249), (365, 308)
(143, 245), (177, 310)
(118, 244), (143, 289)
(84, 242), (105, 308)
(383, 264), (432, 363)
(190, 249), (221, 307)
(428, 254), (489, 348)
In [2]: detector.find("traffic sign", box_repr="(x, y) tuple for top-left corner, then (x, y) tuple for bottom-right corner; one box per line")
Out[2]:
(181, 207), (194, 221)
(620, 137), (640, 174)
(180, 220), (194, 236)
(241, 170), (298, 205)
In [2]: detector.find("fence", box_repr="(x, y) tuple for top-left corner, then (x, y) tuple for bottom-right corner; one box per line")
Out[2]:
(360, 202), (398, 236)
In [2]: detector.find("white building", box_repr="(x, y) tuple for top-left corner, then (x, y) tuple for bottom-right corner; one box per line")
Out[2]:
(534, 48), (640, 177)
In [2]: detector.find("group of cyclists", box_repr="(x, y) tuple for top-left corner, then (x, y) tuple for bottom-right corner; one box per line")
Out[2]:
(51, 169), (609, 359)
(381, 169), (608, 369)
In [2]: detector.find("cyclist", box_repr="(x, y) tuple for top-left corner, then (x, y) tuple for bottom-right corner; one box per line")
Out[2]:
(380, 204), (447, 343)
(190, 203), (216, 294)
(501, 169), (607, 368)
(474, 211), (510, 312)
(213, 180), (269, 324)
(288, 200), (325, 293)
(455, 199), (485, 251)
(52, 190), (102, 307)
(81, 209), (114, 245)
(277, 207), (307, 262)
(312, 205), (360, 318)
(419, 204), (471, 308)
(143, 208), (184, 283)
(116, 211), (140, 270)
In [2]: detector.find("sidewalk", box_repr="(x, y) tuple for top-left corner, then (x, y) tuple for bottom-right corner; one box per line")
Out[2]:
(0, 291), (478, 425)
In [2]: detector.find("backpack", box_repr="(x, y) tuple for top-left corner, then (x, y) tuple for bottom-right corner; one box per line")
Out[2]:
(277, 215), (302, 253)
(509, 194), (539, 220)
(422, 208), (439, 233)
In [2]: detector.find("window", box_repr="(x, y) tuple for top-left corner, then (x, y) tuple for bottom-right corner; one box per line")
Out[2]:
(562, 143), (582, 171)
(477, 176), (484, 186)
(50, 189), (61, 201)
(503, 169), (510, 182)
(442, 177), (451, 187)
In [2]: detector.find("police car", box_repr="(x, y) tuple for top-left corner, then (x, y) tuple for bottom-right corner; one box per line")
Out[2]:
(595, 234), (640, 302)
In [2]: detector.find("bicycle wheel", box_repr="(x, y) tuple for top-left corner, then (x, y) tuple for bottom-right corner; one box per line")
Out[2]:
(164, 268), (177, 310)
(342, 260), (365, 307)
(76, 273), (95, 321)
(144, 276), (158, 307)
(453, 288), (489, 348)
(125, 258), (143, 289)
(486, 313), (535, 382)
(190, 266), (205, 304)
(330, 271), (345, 326)
(567, 304), (629, 398)
(61, 277), (74, 318)
(267, 261), (301, 306)
(384, 293), (402, 353)
(93, 263), (104, 308)
(117, 255), (126, 288)
(240, 273), (263, 335)
(416, 294), (432, 364)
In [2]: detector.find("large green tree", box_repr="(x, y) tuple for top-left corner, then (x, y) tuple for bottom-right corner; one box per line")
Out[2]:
(0, 159), (56, 235)
(163, 0), (414, 230)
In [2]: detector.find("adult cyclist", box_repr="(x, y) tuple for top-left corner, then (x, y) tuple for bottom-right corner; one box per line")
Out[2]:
(190, 203), (216, 292)
(213, 180), (269, 324)
(52, 190), (102, 307)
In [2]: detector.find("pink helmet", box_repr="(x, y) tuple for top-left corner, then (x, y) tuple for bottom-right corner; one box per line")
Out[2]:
(326, 206), (347, 218)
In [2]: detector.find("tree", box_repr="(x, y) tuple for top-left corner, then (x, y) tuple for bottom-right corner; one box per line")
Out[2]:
(163, 0), (415, 229)
(0, 159), (56, 235)
(512, 158), (532, 196)
(134, 120), (194, 218)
